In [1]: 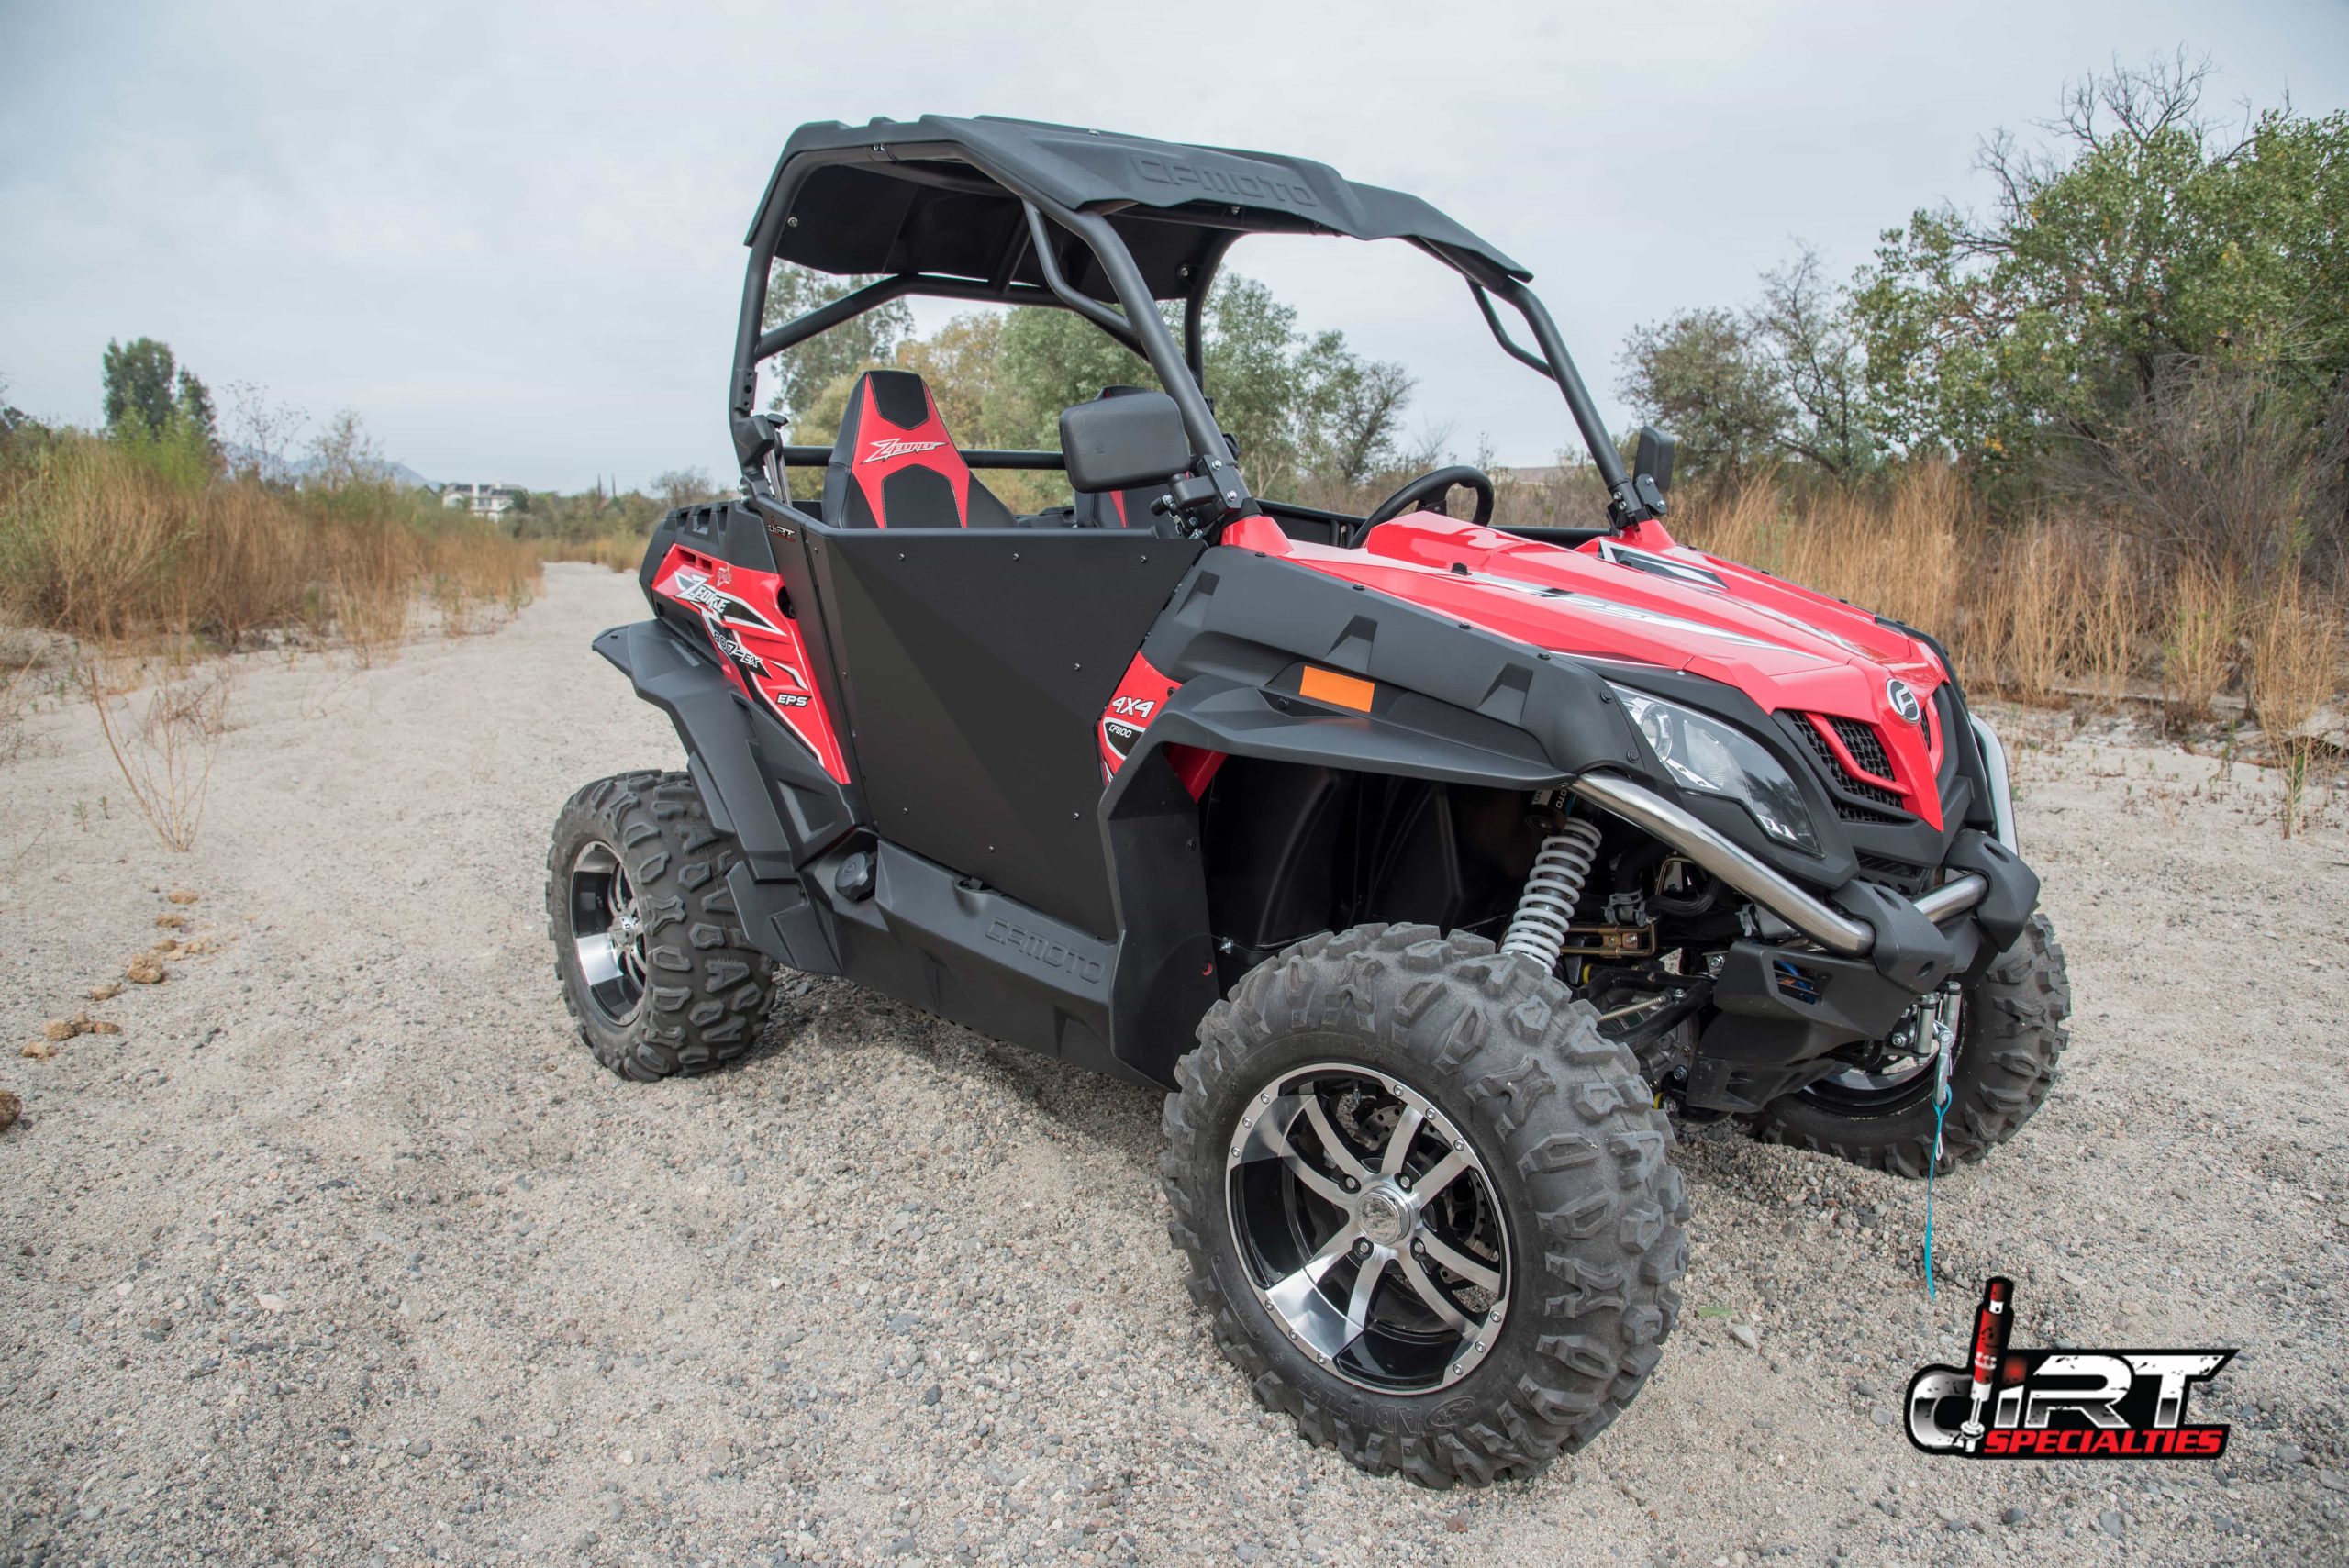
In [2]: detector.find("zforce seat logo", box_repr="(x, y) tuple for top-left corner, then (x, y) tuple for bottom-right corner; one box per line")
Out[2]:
(863, 437), (945, 464)
(1906, 1278), (2232, 1459)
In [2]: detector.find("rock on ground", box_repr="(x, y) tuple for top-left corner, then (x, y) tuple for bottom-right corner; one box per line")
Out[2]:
(1, 562), (2343, 1566)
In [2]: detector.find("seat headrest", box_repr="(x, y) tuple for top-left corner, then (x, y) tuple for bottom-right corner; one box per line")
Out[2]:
(822, 370), (1011, 529)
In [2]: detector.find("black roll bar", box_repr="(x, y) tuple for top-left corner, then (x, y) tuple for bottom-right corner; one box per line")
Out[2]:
(1415, 239), (1648, 524)
(1023, 198), (1246, 511)
(1019, 206), (1150, 358)
(776, 445), (1063, 470)
(731, 142), (1640, 525)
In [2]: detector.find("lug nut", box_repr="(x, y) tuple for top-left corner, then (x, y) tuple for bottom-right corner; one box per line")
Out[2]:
(1342, 1175), (1359, 1192)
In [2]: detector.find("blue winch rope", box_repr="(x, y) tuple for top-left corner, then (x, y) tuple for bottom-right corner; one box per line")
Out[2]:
(1922, 1073), (1951, 1300)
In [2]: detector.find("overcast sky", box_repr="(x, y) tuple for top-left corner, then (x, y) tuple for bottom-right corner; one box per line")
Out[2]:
(5, 1), (2344, 491)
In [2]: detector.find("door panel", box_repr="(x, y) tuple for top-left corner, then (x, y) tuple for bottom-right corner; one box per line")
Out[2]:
(807, 528), (1202, 937)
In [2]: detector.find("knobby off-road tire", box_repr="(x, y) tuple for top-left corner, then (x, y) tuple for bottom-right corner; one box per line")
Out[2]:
(1751, 913), (2071, 1177)
(546, 770), (773, 1081)
(1160, 924), (1688, 1488)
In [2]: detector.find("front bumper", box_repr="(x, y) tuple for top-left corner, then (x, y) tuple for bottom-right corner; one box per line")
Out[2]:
(1567, 770), (2042, 1113)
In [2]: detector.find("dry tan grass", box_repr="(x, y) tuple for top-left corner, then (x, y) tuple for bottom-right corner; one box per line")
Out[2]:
(534, 534), (650, 573)
(2160, 562), (2241, 721)
(0, 434), (540, 655)
(75, 648), (233, 853)
(430, 531), (541, 634)
(1674, 462), (2345, 736)
(2074, 532), (2144, 706)
(1979, 527), (2071, 704)
(0, 437), (547, 847)
(0, 646), (39, 764)
(1672, 464), (1967, 640)
(2248, 570), (2343, 737)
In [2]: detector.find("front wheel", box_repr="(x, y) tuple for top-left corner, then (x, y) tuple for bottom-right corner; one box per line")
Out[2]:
(1751, 913), (2071, 1175)
(1160, 924), (1687, 1488)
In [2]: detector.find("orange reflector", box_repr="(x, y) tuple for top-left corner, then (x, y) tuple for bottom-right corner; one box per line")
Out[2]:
(1299, 666), (1375, 712)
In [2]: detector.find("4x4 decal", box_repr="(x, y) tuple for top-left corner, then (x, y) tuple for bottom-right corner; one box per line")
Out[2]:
(1097, 653), (1223, 798)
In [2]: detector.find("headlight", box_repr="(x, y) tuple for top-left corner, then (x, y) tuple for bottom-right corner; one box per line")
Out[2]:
(1608, 685), (1821, 854)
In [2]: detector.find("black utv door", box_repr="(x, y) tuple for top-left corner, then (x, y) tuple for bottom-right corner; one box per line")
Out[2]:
(805, 528), (1201, 937)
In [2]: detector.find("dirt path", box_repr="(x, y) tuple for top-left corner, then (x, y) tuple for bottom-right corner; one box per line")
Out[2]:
(3, 562), (2343, 1567)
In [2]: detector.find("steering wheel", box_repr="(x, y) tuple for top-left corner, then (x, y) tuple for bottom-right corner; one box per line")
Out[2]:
(1349, 464), (1497, 545)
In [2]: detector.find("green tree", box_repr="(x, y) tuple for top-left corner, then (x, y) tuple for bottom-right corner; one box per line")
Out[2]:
(769, 269), (1412, 502)
(761, 266), (915, 427)
(1750, 245), (1876, 476)
(1852, 52), (2349, 472)
(100, 337), (217, 453)
(651, 468), (723, 508)
(102, 337), (178, 439)
(1617, 307), (1787, 479)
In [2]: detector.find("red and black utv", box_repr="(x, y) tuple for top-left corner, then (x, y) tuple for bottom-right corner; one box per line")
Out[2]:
(549, 116), (2069, 1487)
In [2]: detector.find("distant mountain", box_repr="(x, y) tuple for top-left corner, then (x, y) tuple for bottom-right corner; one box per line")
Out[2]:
(220, 441), (438, 491)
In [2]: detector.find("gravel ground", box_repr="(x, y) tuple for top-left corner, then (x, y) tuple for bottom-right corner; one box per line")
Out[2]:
(3, 562), (2344, 1568)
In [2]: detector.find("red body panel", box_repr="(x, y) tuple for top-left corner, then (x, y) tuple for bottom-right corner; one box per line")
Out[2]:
(649, 544), (851, 784)
(1098, 652), (1224, 796)
(1219, 512), (1952, 827)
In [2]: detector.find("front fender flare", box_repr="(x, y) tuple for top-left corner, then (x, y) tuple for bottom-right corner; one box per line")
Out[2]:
(1138, 674), (1562, 787)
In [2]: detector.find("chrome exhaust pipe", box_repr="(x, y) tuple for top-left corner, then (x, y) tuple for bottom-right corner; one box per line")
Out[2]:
(1564, 773), (1987, 957)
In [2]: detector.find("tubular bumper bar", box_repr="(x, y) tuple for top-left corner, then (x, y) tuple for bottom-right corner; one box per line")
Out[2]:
(1565, 774), (1987, 958)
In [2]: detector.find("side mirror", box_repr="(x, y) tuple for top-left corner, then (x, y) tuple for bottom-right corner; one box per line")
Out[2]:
(1634, 425), (1676, 495)
(1060, 392), (1189, 495)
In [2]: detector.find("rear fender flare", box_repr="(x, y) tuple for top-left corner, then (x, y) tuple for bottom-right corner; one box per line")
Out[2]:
(594, 619), (853, 971)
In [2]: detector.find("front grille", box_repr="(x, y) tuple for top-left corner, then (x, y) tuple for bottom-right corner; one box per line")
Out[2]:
(1830, 716), (1893, 780)
(1795, 720), (1908, 815)
(1857, 853), (1933, 894)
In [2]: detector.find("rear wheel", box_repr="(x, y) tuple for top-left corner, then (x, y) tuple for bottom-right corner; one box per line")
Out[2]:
(1751, 913), (2070, 1176)
(545, 770), (773, 1080)
(1161, 924), (1687, 1488)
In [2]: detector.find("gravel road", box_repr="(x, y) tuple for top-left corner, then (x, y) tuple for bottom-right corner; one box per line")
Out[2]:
(3, 562), (2344, 1567)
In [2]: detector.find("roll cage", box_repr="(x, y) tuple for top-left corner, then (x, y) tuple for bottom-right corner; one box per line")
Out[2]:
(728, 115), (1659, 533)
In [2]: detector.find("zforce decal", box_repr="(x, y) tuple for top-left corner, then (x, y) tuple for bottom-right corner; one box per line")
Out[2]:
(650, 546), (847, 782)
(863, 437), (945, 465)
(1906, 1278), (2233, 1460)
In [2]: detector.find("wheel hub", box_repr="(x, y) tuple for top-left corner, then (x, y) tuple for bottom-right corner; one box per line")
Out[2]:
(1355, 1179), (1417, 1247)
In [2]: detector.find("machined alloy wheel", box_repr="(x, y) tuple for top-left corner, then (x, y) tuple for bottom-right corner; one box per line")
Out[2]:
(568, 840), (650, 1027)
(1162, 923), (1687, 1488)
(1229, 1062), (1509, 1393)
(545, 771), (774, 1080)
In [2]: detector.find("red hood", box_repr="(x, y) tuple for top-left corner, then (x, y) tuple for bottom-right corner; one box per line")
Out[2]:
(1219, 513), (1951, 828)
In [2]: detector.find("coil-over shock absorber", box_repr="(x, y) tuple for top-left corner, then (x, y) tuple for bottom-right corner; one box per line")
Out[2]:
(1499, 810), (1603, 974)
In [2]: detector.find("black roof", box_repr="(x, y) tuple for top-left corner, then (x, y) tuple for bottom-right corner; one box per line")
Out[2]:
(753, 115), (1527, 301)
